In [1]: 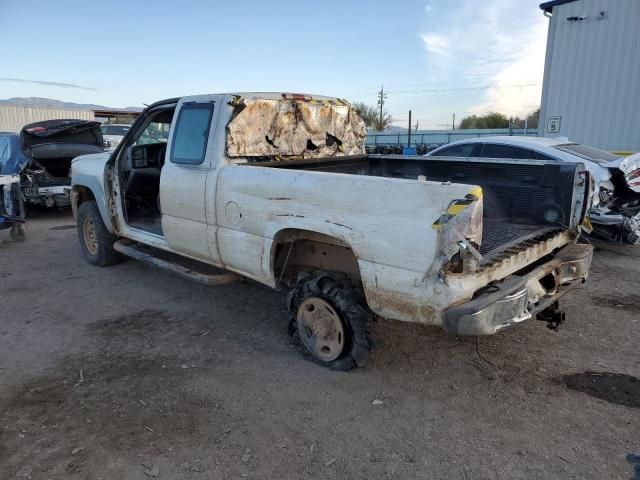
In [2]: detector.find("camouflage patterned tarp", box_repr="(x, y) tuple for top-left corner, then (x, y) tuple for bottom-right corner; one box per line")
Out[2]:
(226, 97), (366, 159)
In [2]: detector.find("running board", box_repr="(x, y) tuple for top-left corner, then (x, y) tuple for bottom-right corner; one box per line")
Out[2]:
(113, 240), (240, 286)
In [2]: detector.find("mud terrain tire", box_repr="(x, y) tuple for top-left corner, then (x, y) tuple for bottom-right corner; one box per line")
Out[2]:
(288, 272), (372, 371)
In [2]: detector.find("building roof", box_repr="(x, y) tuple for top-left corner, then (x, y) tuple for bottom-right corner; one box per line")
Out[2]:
(540, 0), (581, 13)
(91, 108), (141, 116)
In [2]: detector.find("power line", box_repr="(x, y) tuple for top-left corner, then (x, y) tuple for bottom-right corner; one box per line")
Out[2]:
(343, 74), (531, 95)
(348, 82), (541, 99)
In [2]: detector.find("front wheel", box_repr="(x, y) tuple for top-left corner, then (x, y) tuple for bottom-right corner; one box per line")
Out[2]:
(288, 272), (372, 371)
(76, 200), (124, 266)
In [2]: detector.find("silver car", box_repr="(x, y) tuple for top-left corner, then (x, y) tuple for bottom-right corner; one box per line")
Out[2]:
(428, 136), (640, 244)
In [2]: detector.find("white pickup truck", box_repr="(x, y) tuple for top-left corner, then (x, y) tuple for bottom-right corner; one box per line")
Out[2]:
(71, 92), (593, 370)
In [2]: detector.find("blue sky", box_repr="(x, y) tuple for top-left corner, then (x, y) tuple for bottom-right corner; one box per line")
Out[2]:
(0, 0), (548, 128)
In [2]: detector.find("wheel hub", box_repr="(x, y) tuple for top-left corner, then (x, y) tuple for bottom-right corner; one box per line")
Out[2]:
(82, 217), (98, 255)
(297, 297), (345, 362)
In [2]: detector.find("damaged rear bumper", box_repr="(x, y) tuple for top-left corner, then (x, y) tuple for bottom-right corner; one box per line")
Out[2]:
(442, 243), (593, 336)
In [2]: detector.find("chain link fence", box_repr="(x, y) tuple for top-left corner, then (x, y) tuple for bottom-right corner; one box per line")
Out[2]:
(365, 128), (539, 155)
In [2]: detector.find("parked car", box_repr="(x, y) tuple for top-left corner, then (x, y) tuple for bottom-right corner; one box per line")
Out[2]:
(428, 136), (640, 244)
(100, 123), (130, 149)
(70, 93), (592, 370)
(0, 120), (104, 209)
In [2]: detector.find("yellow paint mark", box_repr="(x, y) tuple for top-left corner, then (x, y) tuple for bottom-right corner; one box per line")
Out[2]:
(447, 204), (467, 215)
(469, 186), (483, 199)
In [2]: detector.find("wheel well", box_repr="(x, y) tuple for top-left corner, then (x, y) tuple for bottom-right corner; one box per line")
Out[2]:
(71, 186), (96, 217)
(72, 185), (95, 205)
(272, 229), (361, 288)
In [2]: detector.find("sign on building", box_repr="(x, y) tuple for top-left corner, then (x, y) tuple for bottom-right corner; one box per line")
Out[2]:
(546, 116), (561, 134)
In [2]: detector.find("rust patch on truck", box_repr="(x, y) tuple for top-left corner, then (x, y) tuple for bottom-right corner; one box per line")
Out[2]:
(366, 289), (438, 324)
(368, 290), (419, 318)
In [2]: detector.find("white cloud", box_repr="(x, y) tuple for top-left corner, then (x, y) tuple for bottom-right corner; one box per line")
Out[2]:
(419, 0), (548, 116)
(470, 19), (546, 116)
(420, 34), (449, 57)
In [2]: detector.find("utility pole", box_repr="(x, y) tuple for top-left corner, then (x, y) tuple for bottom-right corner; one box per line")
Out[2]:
(376, 85), (387, 129)
(408, 110), (412, 147)
(452, 113), (456, 131)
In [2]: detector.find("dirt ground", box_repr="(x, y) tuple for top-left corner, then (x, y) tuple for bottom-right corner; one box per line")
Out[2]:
(1, 209), (638, 480)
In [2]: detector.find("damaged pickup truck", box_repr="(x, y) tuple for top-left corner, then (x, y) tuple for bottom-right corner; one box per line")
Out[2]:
(0, 119), (104, 209)
(70, 93), (593, 370)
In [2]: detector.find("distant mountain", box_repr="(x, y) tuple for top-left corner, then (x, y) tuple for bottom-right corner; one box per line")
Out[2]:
(367, 125), (408, 134)
(0, 97), (142, 112)
(384, 125), (408, 133)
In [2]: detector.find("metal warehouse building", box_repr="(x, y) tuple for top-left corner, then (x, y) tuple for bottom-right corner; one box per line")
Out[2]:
(0, 105), (94, 133)
(539, 0), (640, 152)
(0, 106), (140, 133)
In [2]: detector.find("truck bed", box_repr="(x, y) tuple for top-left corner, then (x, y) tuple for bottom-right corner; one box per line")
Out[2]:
(254, 154), (581, 257)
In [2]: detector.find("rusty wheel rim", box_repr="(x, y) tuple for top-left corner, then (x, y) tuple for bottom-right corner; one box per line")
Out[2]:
(82, 217), (98, 256)
(297, 297), (345, 362)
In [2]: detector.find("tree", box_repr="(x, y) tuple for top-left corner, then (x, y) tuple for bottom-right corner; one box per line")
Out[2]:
(458, 110), (542, 129)
(508, 109), (540, 129)
(352, 102), (377, 128)
(372, 114), (393, 131)
(526, 108), (539, 129)
(352, 101), (392, 131)
(459, 115), (485, 129)
(484, 112), (509, 128)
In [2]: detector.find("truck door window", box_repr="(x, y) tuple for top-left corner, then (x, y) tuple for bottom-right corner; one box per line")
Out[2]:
(170, 103), (214, 165)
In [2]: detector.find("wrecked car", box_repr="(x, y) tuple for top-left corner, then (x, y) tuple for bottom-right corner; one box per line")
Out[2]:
(428, 136), (640, 244)
(70, 93), (593, 371)
(0, 136), (27, 242)
(0, 119), (105, 209)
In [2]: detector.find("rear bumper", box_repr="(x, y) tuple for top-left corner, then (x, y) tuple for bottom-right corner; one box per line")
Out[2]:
(442, 243), (593, 336)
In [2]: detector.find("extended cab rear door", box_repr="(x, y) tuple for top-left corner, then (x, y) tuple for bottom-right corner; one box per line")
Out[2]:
(160, 95), (223, 262)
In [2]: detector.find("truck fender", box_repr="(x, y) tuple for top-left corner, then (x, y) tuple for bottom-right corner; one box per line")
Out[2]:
(71, 173), (115, 234)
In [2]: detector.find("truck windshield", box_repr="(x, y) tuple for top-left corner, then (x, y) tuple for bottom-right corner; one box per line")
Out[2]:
(135, 121), (170, 145)
(554, 144), (620, 165)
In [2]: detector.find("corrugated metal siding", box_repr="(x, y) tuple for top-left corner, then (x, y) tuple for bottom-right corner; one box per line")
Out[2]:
(539, 0), (640, 151)
(0, 106), (95, 133)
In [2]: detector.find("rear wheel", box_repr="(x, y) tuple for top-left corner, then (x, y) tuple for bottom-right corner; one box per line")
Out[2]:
(76, 200), (124, 266)
(288, 272), (372, 371)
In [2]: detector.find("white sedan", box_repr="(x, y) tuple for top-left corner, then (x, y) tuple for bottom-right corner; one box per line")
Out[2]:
(428, 136), (640, 244)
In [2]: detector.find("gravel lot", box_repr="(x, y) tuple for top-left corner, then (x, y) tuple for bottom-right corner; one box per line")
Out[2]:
(1, 210), (638, 480)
